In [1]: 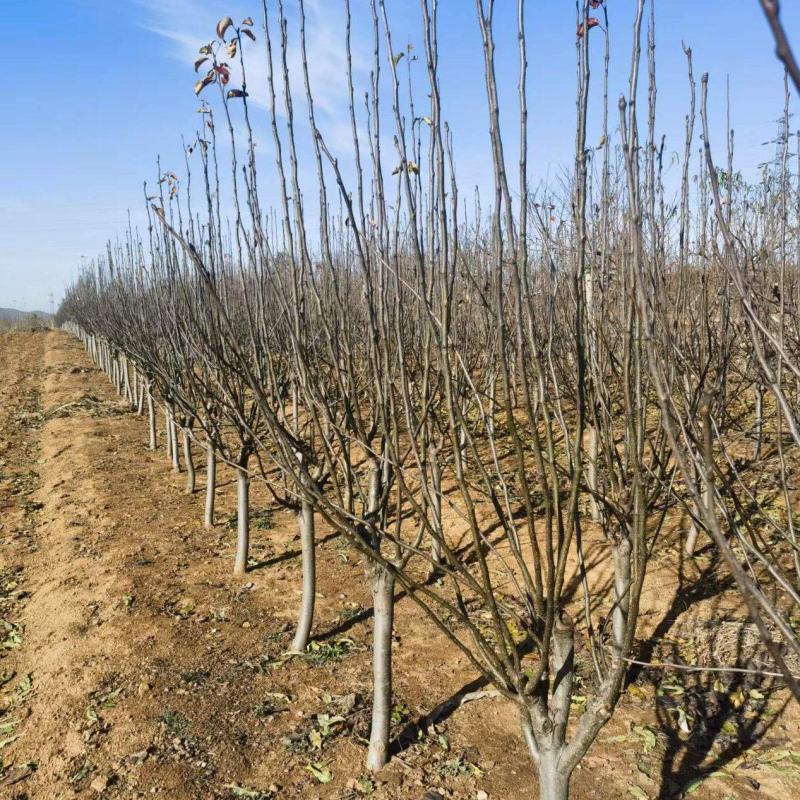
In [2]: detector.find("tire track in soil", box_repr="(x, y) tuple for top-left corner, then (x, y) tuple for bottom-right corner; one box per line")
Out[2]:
(1, 330), (146, 798)
(0, 331), (47, 793)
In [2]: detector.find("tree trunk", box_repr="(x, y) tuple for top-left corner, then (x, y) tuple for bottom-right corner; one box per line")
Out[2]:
(233, 450), (250, 575)
(519, 617), (575, 800)
(204, 445), (216, 528)
(684, 477), (706, 557)
(550, 613), (575, 742)
(183, 427), (195, 494)
(366, 567), (395, 772)
(368, 457), (381, 516)
(169, 408), (181, 473)
(611, 538), (631, 657)
(754, 382), (763, 461)
(136, 372), (145, 415)
(122, 356), (133, 405)
(487, 372), (497, 437)
(588, 425), (600, 523)
(164, 407), (172, 461)
(147, 390), (157, 451)
(685, 517), (699, 557)
(429, 444), (444, 573)
(458, 396), (469, 469)
(291, 496), (316, 652)
(537, 752), (570, 800)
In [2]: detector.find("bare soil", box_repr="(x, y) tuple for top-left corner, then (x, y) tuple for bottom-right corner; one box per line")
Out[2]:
(1, 329), (798, 800)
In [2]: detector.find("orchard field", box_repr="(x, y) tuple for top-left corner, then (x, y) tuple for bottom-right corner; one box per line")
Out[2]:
(0, 329), (798, 798)
(4, 2), (800, 799)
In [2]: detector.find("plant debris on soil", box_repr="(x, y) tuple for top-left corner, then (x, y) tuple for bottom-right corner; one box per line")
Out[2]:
(1, 329), (799, 799)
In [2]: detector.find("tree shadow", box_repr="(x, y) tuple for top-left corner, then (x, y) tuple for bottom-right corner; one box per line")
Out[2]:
(391, 673), (491, 756)
(618, 532), (789, 799)
(318, 604), (378, 640)
(248, 530), (341, 571)
(391, 637), (534, 757)
(650, 630), (789, 799)
(628, 537), (735, 686)
(317, 560), (454, 642)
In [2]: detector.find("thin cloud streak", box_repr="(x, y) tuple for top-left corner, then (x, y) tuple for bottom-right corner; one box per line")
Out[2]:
(138, 0), (369, 152)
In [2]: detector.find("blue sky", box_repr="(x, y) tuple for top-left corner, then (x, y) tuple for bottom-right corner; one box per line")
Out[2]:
(2, 0), (799, 312)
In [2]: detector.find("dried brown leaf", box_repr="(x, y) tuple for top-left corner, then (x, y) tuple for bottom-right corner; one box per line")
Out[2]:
(216, 16), (234, 40)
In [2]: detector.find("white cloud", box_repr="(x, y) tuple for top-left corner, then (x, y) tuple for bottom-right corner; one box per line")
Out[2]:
(137, 0), (368, 154)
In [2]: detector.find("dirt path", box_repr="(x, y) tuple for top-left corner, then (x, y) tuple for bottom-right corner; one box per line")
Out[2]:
(0, 331), (528, 800)
(0, 330), (799, 800)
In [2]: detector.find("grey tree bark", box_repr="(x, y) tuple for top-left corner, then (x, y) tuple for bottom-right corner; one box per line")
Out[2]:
(233, 449), (250, 575)
(204, 445), (216, 527)
(164, 407), (172, 461)
(366, 566), (395, 772)
(520, 614), (576, 800)
(290, 495), (316, 652)
(147, 389), (157, 451)
(684, 479), (706, 557)
(169, 409), (181, 473)
(182, 426), (195, 494)
(122, 356), (133, 405)
(754, 382), (764, 461)
(537, 753), (570, 800)
(611, 538), (632, 657)
(587, 426), (600, 523)
(428, 442), (444, 573)
(136, 373), (145, 415)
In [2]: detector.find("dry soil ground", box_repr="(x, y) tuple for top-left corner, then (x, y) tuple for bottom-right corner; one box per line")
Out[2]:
(1, 329), (799, 800)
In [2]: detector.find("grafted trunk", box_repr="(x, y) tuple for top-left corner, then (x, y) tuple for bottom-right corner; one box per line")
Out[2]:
(164, 407), (172, 460)
(291, 496), (316, 652)
(136, 372), (145, 415)
(549, 613), (575, 741)
(519, 616), (575, 800)
(233, 450), (250, 575)
(122, 356), (133, 405)
(754, 382), (764, 461)
(587, 425), (600, 523)
(684, 478), (706, 557)
(537, 752), (570, 800)
(429, 443), (444, 572)
(169, 408), (181, 473)
(458, 397), (469, 468)
(685, 517), (699, 557)
(147, 389), (157, 451)
(183, 427), (195, 494)
(611, 538), (631, 657)
(487, 372), (497, 437)
(204, 445), (216, 528)
(343, 442), (354, 515)
(366, 567), (395, 772)
(368, 457), (381, 514)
